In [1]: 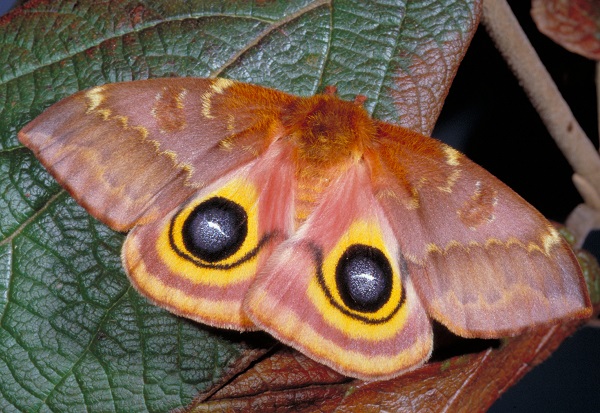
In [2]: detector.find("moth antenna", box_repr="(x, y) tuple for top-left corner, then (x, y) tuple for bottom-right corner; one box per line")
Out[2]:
(354, 95), (367, 106)
(323, 85), (337, 95)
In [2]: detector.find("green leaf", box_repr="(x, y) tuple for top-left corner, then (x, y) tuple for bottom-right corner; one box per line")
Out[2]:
(0, 0), (480, 411)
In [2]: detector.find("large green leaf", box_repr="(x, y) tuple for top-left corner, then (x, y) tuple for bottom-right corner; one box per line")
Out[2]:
(0, 0), (480, 411)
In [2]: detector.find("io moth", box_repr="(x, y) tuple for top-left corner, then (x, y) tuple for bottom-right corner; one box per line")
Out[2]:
(19, 78), (592, 380)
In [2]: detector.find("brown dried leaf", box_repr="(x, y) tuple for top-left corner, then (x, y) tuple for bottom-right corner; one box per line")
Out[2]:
(186, 318), (593, 413)
(531, 0), (600, 60)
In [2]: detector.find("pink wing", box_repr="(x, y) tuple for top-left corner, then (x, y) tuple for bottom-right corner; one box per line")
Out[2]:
(245, 163), (433, 380)
(123, 141), (296, 330)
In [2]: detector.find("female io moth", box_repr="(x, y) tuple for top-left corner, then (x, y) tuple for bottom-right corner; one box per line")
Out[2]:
(19, 78), (592, 380)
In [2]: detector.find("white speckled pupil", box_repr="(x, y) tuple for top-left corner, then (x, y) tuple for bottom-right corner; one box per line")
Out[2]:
(188, 206), (240, 253)
(344, 255), (387, 306)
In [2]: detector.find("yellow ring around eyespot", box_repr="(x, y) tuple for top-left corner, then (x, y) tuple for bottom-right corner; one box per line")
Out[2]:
(323, 220), (403, 318)
(170, 178), (259, 266)
(156, 177), (261, 286)
(307, 220), (408, 340)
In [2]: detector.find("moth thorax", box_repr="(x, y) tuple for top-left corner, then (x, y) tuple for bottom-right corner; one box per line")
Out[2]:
(283, 94), (376, 166)
(283, 95), (376, 228)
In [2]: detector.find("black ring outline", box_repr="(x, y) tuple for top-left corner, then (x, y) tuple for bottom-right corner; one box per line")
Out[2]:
(181, 197), (248, 263)
(168, 198), (277, 270)
(306, 241), (406, 325)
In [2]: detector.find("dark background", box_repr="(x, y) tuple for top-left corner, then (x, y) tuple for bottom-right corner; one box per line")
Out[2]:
(2, 0), (598, 411)
(435, 2), (600, 412)
(0, 1), (14, 15)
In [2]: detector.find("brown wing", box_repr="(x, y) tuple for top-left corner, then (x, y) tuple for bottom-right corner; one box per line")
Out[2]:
(372, 122), (591, 337)
(18, 78), (293, 231)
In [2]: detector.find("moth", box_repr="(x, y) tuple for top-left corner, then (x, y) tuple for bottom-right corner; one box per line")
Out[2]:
(19, 78), (592, 380)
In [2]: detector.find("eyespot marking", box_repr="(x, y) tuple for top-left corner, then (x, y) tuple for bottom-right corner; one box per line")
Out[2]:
(336, 245), (393, 313)
(310, 241), (405, 325)
(181, 197), (248, 263)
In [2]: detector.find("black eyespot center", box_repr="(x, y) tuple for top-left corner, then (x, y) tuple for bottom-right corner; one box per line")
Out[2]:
(181, 197), (248, 263)
(336, 244), (393, 313)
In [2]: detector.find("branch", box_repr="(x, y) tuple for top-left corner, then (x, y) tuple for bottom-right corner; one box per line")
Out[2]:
(490, 0), (600, 327)
(481, 0), (600, 197)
